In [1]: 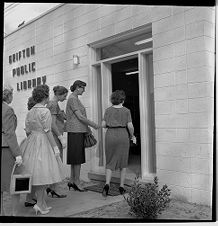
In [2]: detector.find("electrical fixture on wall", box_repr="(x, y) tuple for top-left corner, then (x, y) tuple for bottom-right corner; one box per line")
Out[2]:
(73, 55), (80, 65)
(125, 71), (139, 75)
(134, 37), (152, 46)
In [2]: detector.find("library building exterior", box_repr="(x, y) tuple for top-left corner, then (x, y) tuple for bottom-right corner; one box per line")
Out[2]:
(3, 4), (215, 206)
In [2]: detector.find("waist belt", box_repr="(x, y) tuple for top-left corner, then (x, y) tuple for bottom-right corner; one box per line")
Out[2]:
(107, 126), (126, 128)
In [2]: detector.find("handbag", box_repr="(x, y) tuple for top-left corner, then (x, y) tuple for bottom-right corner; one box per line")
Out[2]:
(84, 132), (97, 148)
(10, 164), (32, 195)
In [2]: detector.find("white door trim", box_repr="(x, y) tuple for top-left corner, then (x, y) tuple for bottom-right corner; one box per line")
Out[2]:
(90, 49), (155, 180)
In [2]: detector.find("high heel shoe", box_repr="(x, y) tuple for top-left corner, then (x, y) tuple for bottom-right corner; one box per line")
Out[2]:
(44, 206), (52, 210)
(67, 182), (74, 190)
(33, 204), (50, 215)
(46, 187), (52, 195)
(24, 199), (37, 207)
(119, 186), (126, 195)
(50, 190), (67, 198)
(68, 182), (85, 192)
(102, 184), (109, 197)
(46, 187), (66, 198)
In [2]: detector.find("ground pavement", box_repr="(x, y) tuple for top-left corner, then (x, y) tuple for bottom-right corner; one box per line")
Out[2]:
(2, 179), (125, 218)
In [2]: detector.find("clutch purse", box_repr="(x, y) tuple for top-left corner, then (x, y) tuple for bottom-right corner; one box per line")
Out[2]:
(10, 164), (32, 195)
(84, 133), (97, 148)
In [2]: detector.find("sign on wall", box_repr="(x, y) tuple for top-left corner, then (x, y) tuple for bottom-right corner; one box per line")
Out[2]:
(9, 45), (46, 91)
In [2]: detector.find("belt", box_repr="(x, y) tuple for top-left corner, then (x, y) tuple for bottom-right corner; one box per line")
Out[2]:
(107, 126), (126, 128)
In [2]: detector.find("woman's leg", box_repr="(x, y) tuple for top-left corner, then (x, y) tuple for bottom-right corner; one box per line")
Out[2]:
(70, 164), (75, 183)
(26, 186), (37, 203)
(74, 164), (81, 185)
(34, 185), (46, 210)
(102, 168), (112, 197)
(42, 189), (52, 209)
(106, 168), (112, 185)
(1, 192), (5, 216)
(11, 194), (20, 216)
(120, 168), (126, 187)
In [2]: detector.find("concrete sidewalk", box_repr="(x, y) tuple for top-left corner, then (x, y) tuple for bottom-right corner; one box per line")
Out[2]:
(3, 180), (125, 217)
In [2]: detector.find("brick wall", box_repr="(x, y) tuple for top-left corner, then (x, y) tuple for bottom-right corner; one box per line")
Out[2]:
(152, 7), (214, 205)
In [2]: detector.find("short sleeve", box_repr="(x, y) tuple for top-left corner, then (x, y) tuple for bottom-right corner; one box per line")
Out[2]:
(40, 109), (52, 132)
(103, 109), (108, 121)
(47, 102), (58, 115)
(127, 109), (132, 123)
(68, 97), (80, 113)
(25, 112), (31, 134)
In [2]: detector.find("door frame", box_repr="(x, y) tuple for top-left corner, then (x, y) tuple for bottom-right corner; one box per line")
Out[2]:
(90, 48), (155, 180)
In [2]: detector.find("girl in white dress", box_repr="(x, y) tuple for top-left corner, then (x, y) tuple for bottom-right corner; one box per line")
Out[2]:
(21, 85), (64, 215)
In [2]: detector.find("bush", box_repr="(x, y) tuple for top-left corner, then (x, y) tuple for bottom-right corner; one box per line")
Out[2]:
(124, 176), (171, 219)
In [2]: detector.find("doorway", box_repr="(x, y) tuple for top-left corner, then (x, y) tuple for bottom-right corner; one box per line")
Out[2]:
(111, 58), (141, 176)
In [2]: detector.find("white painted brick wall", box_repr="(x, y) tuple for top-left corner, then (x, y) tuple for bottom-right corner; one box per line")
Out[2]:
(153, 6), (214, 205)
(187, 66), (214, 83)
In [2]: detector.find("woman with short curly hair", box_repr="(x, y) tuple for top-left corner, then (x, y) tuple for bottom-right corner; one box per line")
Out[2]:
(20, 84), (64, 215)
(66, 80), (100, 191)
(46, 85), (68, 198)
(102, 90), (136, 197)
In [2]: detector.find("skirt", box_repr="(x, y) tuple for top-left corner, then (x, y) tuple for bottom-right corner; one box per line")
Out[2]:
(67, 132), (85, 165)
(20, 131), (64, 186)
(105, 128), (130, 170)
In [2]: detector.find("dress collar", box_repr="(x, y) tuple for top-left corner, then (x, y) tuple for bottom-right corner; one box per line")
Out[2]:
(33, 103), (46, 108)
(112, 104), (123, 108)
(3, 101), (8, 106)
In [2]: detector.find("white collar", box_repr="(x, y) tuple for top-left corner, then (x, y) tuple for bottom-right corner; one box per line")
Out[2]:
(112, 104), (123, 108)
(34, 103), (46, 108)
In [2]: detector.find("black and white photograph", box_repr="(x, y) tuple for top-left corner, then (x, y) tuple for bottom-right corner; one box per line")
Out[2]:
(1, 2), (216, 223)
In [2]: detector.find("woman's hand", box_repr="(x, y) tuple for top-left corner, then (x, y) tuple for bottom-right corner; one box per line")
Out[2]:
(131, 136), (137, 144)
(92, 123), (101, 130)
(15, 155), (23, 166)
(58, 135), (67, 149)
(53, 146), (60, 157)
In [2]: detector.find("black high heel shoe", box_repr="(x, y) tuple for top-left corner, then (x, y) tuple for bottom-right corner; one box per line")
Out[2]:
(46, 187), (67, 198)
(102, 184), (109, 197)
(46, 188), (52, 195)
(24, 199), (37, 207)
(119, 186), (126, 195)
(67, 182), (85, 192)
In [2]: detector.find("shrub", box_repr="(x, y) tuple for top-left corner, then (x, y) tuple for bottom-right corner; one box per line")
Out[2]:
(124, 176), (171, 219)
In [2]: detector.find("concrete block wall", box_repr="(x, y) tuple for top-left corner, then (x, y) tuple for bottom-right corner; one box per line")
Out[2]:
(152, 7), (215, 205)
(3, 4), (215, 205)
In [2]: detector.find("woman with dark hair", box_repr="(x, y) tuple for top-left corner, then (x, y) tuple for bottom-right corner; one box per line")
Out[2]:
(22, 96), (37, 207)
(66, 80), (100, 191)
(46, 85), (68, 198)
(27, 96), (36, 111)
(1, 85), (23, 216)
(101, 90), (136, 197)
(21, 84), (64, 215)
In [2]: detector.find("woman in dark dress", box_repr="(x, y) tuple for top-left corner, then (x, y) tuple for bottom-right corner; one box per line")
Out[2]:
(65, 80), (100, 191)
(102, 90), (136, 197)
(46, 85), (68, 198)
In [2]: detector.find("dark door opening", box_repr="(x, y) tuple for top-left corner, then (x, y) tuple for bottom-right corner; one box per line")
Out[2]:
(111, 58), (141, 176)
